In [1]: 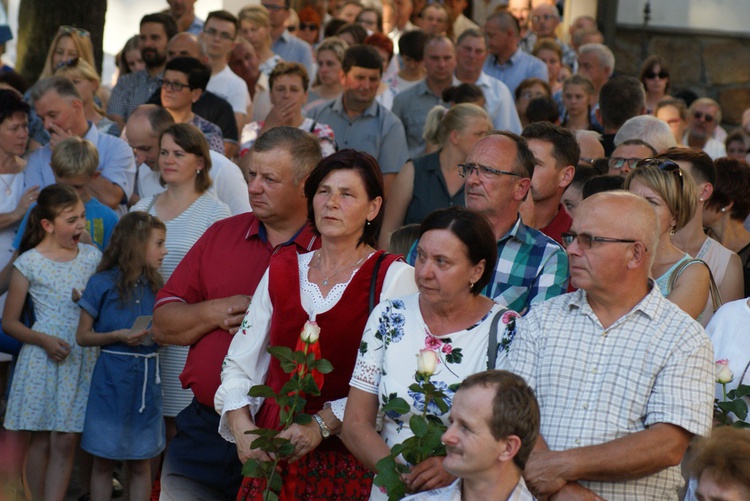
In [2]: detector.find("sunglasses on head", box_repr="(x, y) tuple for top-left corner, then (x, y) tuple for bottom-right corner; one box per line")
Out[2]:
(693, 111), (715, 123)
(58, 25), (90, 38)
(644, 70), (668, 79)
(635, 158), (684, 188)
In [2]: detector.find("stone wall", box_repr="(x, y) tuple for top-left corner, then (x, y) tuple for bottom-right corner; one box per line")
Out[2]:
(611, 25), (750, 126)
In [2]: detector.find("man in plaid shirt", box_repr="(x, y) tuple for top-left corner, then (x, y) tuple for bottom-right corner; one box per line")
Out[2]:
(504, 191), (714, 500)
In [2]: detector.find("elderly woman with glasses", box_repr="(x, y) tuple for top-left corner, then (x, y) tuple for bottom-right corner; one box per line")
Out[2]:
(639, 55), (671, 115)
(624, 159), (710, 320)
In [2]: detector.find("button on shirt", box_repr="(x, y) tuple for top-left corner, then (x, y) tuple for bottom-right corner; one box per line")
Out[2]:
(306, 95), (409, 175)
(107, 69), (163, 121)
(482, 47), (548, 95)
(503, 285), (714, 500)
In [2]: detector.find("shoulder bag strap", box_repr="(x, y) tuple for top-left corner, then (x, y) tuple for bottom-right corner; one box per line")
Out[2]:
(369, 252), (389, 313)
(486, 308), (509, 370)
(668, 258), (723, 312)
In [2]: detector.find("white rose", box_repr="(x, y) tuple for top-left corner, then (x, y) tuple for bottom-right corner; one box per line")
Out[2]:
(416, 349), (439, 376)
(300, 320), (320, 344)
(715, 360), (734, 384)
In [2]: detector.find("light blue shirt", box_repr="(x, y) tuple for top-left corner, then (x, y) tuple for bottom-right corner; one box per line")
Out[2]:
(473, 71), (522, 133)
(24, 122), (136, 207)
(186, 16), (204, 35)
(306, 95), (409, 175)
(482, 47), (548, 95)
(272, 30), (314, 79)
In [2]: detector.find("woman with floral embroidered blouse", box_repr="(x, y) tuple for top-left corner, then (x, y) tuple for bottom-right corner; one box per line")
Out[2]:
(341, 206), (519, 499)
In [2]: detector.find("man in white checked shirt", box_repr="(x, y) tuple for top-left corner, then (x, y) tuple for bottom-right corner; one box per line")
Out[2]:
(503, 190), (714, 500)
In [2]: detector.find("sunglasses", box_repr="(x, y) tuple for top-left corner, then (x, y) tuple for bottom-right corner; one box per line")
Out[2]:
(54, 56), (80, 71)
(644, 70), (668, 79)
(58, 25), (90, 38)
(299, 22), (319, 31)
(693, 111), (715, 123)
(635, 158), (684, 189)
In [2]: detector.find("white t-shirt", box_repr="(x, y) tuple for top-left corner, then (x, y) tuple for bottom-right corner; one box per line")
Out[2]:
(207, 66), (252, 116)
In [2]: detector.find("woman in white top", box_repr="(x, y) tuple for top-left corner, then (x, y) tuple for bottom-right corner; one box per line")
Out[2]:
(215, 149), (417, 500)
(238, 5), (282, 77)
(342, 206), (515, 500)
(132, 123), (231, 428)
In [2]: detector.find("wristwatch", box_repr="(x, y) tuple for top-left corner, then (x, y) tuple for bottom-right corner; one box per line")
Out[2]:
(313, 414), (331, 438)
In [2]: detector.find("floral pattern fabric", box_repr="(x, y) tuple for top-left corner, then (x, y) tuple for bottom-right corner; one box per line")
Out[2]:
(4, 244), (101, 432)
(350, 293), (515, 501)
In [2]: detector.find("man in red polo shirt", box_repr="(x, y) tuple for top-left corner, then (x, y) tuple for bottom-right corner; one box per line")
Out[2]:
(520, 122), (578, 246)
(152, 126), (322, 500)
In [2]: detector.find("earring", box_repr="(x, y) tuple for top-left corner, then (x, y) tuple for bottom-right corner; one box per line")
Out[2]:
(670, 226), (675, 236)
(721, 207), (727, 213)
(197, 169), (202, 175)
(699, 197), (704, 202)
(366, 220), (371, 226)
(469, 281), (475, 291)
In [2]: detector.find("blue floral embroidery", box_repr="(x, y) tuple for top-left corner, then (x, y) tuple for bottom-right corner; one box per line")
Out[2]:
(374, 301), (407, 346)
(408, 380), (453, 416)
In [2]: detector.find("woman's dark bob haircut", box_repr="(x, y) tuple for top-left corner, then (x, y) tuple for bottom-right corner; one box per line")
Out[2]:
(418, 206), (497, 295)
(304, 148), (384, 248)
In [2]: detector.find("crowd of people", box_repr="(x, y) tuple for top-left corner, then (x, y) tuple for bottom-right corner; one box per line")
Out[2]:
(1, 0), (750, 500)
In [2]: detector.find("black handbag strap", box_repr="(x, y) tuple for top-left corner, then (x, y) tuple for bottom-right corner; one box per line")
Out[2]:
(487, 308), (509, 370)
(369, 252), (388, 313)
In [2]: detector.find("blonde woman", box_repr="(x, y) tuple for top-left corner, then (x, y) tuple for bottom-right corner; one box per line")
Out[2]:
(238, 5), (282, 76)
(379, 104), (491, 248)
(307, 37), (348, 105)
(55, 59), (120, 137)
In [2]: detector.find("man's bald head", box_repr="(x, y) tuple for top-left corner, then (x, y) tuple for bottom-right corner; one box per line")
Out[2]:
(167, 32), (205, 61)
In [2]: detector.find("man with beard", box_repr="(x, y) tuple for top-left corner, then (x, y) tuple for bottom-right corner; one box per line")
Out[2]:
(685, 98), (727, 159)
(108, 13), (178, 130)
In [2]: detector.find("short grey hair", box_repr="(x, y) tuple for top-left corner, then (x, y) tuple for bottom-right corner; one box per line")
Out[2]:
(614, 115), (676, 153)
(689, 97), (722, 124)
(578, 43), (615, 77)
(30, 76), (82, 102)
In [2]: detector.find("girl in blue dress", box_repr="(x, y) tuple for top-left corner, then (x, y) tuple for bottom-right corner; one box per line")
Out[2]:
(75, 211), (168, 501)
(3, 184), (101, 501)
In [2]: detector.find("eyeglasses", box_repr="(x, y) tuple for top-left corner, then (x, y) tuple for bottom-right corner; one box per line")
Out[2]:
(299, 22), (319, 31)
(635, 158), (684, 188)
(561, 231), (641, 251)
(532, 13), (558, 23)
(693, 110), (715, 123)
(203, 27), (235, 41)
(644, 70), (668, 79)
(160, 79), (190, 92)
(607, 157), (641, 170)
(262, 3), (287, 11)
(579, 156), (595, 166)
(287, 25), (297, 32)
(54, 56), (80, 71)
(458, 163), (523, 179)
(58, 25), (90, 38)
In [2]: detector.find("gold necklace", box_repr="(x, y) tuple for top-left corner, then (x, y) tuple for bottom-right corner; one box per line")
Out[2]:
(315, 250), (367, 286)
(0, 172), (17, 195)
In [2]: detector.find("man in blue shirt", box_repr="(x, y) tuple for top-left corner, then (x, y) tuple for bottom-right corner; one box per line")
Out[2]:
(482, 11), (547, 95)
(27, 77), (136, 214)
(264, 0), (315, 78)
(307, 45), (408, 195)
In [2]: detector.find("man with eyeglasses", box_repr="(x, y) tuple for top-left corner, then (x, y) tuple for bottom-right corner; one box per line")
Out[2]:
(108, 13), (178, 130)
(263, 0), (315, 78)
(453, 131), (569, 313)
(200, 11), (252, 138)
(503, 190), (713, 501)
(685, 98), (727, 159)
(606, 139), (655, 177)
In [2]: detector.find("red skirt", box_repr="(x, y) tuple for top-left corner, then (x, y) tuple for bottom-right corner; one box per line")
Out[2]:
(238, 448), (373, 501)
